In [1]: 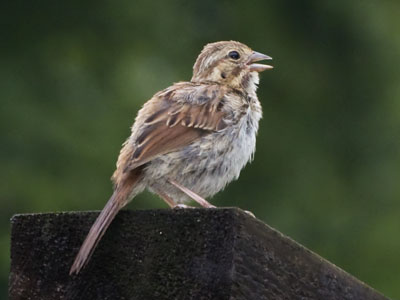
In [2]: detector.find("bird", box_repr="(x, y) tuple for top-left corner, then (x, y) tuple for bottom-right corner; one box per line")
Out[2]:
(69, 40), (273, 275)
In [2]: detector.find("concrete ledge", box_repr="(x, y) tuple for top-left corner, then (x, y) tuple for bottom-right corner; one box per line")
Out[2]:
(9, 208), (388, 299)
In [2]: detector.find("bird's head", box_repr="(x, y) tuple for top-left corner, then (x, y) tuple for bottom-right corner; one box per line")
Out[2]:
(191, 41), (272, 92)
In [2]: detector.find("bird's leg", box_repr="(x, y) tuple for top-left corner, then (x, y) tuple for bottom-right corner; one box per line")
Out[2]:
(155, 190), (193, 209)
(168, 180), (216, 208)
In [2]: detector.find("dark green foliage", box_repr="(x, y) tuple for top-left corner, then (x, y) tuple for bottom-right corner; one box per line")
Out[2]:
(1, 1), (399, 298)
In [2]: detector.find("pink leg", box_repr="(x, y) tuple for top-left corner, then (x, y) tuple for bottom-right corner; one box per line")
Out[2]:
(168, 180), (216, 208)
(155, 190), (193, 209)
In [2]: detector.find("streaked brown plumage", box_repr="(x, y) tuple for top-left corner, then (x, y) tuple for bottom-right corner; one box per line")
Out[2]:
(70, 41), (273, 275)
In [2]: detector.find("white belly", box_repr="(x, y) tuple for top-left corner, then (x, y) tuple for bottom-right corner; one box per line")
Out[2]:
(144, 108), (261, 203)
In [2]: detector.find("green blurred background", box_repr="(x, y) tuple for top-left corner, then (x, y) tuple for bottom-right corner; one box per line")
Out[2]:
(1, 0), (400, 298)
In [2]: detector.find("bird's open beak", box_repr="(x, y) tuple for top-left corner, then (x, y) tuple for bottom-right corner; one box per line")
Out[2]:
(248, 51), (273, 72)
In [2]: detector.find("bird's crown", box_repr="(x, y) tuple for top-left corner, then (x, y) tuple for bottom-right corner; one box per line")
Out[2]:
(191, 41), (272, 90)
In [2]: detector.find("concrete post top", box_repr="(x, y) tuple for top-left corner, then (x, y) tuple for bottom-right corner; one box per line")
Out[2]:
(9, 208), (387, 300)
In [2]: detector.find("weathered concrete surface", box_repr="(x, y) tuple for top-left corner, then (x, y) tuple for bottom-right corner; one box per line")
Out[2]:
(9, 208), (388, 300)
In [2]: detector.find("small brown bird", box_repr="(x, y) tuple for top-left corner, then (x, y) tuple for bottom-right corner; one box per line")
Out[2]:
(70, 41), (272, 275)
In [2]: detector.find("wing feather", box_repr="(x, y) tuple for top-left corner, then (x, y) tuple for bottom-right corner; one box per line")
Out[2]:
(124, 83), (228, 172)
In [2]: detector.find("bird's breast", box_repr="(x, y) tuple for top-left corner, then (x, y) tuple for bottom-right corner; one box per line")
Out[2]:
(144, 100), (262, 201)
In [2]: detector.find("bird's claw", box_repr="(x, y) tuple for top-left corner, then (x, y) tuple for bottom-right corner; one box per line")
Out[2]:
(244, 210), (256, 218)
(173, 204), (195, 209)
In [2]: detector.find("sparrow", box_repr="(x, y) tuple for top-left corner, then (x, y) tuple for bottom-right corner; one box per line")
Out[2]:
(70, 41), (273, 275)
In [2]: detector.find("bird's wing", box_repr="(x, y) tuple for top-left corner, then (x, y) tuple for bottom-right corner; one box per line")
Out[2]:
(124, 83), (229, 172)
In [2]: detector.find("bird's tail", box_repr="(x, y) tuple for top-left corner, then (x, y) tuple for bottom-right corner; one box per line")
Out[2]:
(69, 172), (140, 275)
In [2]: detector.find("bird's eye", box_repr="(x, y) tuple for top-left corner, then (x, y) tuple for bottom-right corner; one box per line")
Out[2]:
(228, 51), (240, 60)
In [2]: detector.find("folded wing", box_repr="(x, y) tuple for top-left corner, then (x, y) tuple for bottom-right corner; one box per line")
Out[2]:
(122, 83), (229, 174)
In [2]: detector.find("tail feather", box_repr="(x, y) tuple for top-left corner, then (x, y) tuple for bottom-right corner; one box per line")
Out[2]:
(70, 169), (142, 275)
(69, 191), (124, 275)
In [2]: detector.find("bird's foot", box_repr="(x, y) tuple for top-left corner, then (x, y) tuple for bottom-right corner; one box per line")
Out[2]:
(168, 180), (216, 208)
(244, 210), (256, 218)
(173, 204), (195, 209)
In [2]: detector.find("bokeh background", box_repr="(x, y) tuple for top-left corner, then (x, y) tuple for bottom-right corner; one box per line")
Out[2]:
(1, 0), (400, 298)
